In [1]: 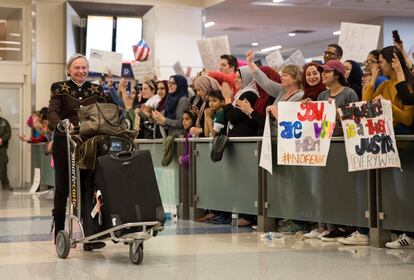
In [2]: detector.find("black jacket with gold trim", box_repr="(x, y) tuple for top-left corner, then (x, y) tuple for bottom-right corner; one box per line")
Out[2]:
(47, 79), (111, 135)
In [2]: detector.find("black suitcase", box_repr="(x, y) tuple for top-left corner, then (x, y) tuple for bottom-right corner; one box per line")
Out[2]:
(82, 150), (165, 237)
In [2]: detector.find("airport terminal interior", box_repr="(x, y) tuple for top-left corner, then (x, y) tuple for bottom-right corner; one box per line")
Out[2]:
(1, 0), (414, 279)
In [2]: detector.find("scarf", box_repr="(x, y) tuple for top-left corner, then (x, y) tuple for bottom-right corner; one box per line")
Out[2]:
(232, 66), (259, 105)
(164, 75), (188, 119)
(254, 66), (280, 117)
(302, 62), (326, 101)
(345, 60), (363, 99)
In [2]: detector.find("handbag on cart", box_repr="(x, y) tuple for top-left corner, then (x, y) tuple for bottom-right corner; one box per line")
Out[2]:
(78, 102), (123, 136)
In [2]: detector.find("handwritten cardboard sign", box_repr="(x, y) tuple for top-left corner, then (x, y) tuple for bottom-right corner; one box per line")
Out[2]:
(89, 49), (123, 77)
(277, 101), (337, 166)
(197, 36), (231, 71)
(338, 100), (401, 172)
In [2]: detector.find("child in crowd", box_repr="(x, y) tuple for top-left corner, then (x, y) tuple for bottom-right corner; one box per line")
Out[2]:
(204, 90), (226, 137)
(178, 110), (197, 169)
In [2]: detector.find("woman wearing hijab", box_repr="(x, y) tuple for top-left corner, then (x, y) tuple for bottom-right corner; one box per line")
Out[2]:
(344, 60), (363, 100)
(235, 66), (281, 135)
(302, 62), (326, 101)
(222, 66), (259, 137)
(189, 76), (221, 137)
(153, 75), (190, 137)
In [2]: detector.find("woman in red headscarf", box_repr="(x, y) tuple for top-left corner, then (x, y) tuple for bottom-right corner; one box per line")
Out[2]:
(235, 66), (281, 135)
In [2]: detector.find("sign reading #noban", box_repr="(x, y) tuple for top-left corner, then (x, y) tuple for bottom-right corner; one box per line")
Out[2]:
(277, 101), (337, 166)
(338, 100), (401, 172)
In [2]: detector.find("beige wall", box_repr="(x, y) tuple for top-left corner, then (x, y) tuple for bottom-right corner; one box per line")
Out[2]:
(35, 0), (66, 109)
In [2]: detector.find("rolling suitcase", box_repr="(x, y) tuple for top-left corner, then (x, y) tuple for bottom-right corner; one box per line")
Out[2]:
(83, 150), (165, 237)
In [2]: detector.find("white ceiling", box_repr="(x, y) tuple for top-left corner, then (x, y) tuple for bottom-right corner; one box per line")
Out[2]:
(204, 0), (414, 59)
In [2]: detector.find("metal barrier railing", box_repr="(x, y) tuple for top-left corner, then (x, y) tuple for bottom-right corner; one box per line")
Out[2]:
(33, 136), (414, 247)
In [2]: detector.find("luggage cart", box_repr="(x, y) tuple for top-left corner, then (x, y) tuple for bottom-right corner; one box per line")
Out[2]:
(55, 119), (164, 265)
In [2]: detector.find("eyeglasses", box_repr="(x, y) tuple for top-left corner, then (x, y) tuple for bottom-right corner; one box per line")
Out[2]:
(364, 59), (378, 65)
(167, 81), (176, 85)
(323, 51), (337, 57)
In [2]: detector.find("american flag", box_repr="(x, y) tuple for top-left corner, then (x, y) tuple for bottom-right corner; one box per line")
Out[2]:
(132, 39), (150, 61)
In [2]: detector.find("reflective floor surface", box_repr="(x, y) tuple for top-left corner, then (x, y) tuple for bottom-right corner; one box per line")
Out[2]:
(1, 189), (414, 280)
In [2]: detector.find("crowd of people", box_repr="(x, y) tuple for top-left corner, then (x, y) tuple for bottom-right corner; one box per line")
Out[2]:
(102, 41), (412, 249)
(4, 36), (413, 251)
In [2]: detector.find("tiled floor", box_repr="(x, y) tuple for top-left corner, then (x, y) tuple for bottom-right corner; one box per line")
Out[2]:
(1, 189), (414, 280)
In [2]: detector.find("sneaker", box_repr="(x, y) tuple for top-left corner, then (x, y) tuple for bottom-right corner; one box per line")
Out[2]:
(386, 249), (413, 263)
(318, 230), (330, 239)
(385, 234), (414, 249)
(320, 228), (347, 242)
(338, 231), (369, 246)
(304, 229), (322, 239)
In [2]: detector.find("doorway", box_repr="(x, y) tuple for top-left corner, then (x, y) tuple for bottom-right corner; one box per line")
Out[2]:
(0, 84), (23, 188)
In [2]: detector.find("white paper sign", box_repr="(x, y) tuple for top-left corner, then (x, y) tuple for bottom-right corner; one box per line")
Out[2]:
(277, 101), (336, 166)
(89, 49), (123, 77)
(266, 50), (284, 69)
(197, 36), (231, 71)
(281, 50), (306, 68)
(131, 61), (155, 82)
(338, 100), (401, 172)
(338, 22), (381, 63)
(173, 61), (185, 76)
(259, 113), (273, 174)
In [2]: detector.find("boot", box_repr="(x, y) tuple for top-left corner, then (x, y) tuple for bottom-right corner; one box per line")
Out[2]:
(52, 214), (66, 243)
(83, 242), (106, 251)
(1, 183), (12, 191)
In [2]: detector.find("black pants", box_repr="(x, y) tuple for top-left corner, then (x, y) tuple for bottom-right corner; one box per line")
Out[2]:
(52, 135), (69, 223)
(0, 147), (9, 185)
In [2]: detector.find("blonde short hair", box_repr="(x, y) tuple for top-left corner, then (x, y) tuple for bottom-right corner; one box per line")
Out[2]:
(281, 64), (303, 89)
(66, 53), (88, 76)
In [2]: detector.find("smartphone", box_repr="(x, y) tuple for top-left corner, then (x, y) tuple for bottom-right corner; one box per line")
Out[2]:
(392, 30), (402, 44)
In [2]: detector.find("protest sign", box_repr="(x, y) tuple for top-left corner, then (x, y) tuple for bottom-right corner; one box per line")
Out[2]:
(131, 61), (155, 82)
(259, 113), (273, 174)
(277, 101), (336, 166)
(281, 50), (306, 68)
(265, 50), (284, 69)
(89, 49), (123, 76)
(338, 22), (381, 63)
(197, 36), (231, 71)
(338, 100), (401, 172)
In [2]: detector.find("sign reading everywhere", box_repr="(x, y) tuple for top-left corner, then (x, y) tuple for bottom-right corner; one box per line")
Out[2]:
(338, 100), (401, 172)
(277, 101), (336, 166)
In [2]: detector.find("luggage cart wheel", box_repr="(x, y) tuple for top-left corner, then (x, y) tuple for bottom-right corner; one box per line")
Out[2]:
(56, 230), (70, 259)
(129, 241), (144, 265)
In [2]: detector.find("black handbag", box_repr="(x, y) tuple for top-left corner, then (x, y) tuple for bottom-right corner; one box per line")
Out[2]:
(210, 134), (229, 162)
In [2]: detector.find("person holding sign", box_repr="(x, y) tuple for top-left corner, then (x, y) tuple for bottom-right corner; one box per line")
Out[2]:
(302, 62), (326, 101)
(316, 60), (359, 136)
(362, 46), (414, 134)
